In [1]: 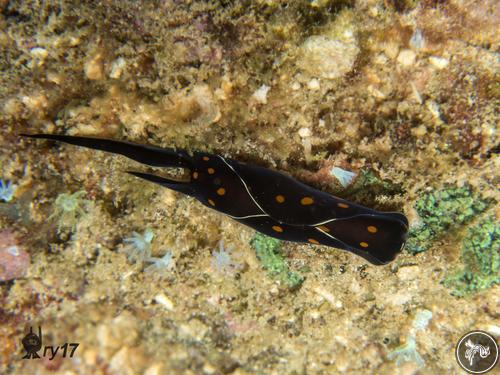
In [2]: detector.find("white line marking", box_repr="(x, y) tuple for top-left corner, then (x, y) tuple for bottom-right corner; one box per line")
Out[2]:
(226, 213), (269, 220)
(218, 156), (269, 216)
(315, 227), (353, 250)
(312, 212), (407, 227)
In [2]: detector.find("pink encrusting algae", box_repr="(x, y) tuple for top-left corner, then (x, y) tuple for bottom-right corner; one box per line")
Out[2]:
(0, 229), (29, 281)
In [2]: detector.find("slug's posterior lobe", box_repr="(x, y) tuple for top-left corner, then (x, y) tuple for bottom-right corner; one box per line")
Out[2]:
(23, 134), (408, 265)
(223, 157), (408, 265)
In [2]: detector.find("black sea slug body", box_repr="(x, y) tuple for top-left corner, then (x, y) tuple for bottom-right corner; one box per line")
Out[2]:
(24, 134), (408, 265)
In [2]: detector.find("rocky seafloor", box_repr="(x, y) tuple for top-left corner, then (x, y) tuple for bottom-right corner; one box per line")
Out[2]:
(0, 1), (498, 374)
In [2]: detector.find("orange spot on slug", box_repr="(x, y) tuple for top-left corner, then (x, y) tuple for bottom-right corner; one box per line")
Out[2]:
(300, 197), (314, 206)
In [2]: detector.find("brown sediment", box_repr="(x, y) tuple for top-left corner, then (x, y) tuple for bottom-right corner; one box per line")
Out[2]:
(0, 0), (498, 373)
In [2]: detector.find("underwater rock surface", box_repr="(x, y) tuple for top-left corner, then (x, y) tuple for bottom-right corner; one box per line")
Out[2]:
(298, 35), (359, 79)
(0, 0), (498, 374)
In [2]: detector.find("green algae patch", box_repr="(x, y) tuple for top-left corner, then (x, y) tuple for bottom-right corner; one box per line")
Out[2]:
(443, 217), (499, 296)
(250, 233), (304, 289)
(350, 170), (402, 195)
(406, 186), (490, 254)
(340, 170), (403, 204)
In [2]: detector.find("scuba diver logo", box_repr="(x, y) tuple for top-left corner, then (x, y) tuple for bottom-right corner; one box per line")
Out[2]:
(21, 326), (42, 359)
(20, 325), (79, 360)
(456, 331), (498, 374)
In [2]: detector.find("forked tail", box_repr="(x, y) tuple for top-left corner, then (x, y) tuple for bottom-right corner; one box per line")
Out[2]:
(21, 133), (194, 169)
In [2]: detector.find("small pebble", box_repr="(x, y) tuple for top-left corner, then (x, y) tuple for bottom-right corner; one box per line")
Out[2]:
(429, 56), (449, 69)
(384, 42), (399, 59)
(84, 54), (104, 80)
(397, 266), (420, 281)
(30, 47), (49, 60)
(154, 293), (175, 311)
(21, 94), (48, 112)
(251, 84), (270, 104)
(368, 85), (386, 99)
(109, 346), (144, 374)
(144, 364), (163, 375)
(412, 124), (427, 138)
(83, 349), (98, 366)
(109, 57), (126, 79)
(314, 287), (343, 308)
(485, 325), (500, 337)
(46, 71), (63, 85)
(202, 363), (217, 375)
(144, 363), (164, 375)
(368, 6), (379, 17)
(308, 78), (320, 90)
(373, 53), (388, 65)
(426, 100), (441, 120)
(298, 127), (311, 138)
(309, 310), (321, 320)
(397, 49), (416, 66)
